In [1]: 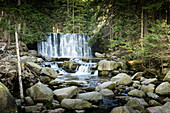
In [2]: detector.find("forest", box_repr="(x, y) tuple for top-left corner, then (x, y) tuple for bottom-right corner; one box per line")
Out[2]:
(0, 0), (170, 113)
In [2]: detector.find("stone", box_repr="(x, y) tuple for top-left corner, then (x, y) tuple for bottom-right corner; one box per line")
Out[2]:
(129, 97), (148, 107)
(61, 99), (92, 109)
(163, 70), (170, 82)
(75, 110), (85, 113)
(146, 92), (159, 99)
(110, 106), (137, 113)
(95, 81), (116, 91)
(26, 62), (42, 74)
(98, 60), (120, 71)
(110, 73), (132, 85)
(163, 97), (170, 103)
(146, 102), (170, 113)
(36, 58), (44, 63)
(49, 78), (65, 85)
(99, 70), (109, 76)
(52, 99), (60, 108)
(0, 82), (17, 113)
(95, 52), (105, 58)
(25, 96), (34, 105)
(76, 91), (102, 103)
(26, 82), (53, 103)
(100, 89), (114, 97)
(40, 75), (51, 83)
(141, 84), (155, 93)
(25, 106), (39, 113)
(65, 80), (87, 86)
(47, 108), (65, 113)
(149, 100), (162, 106)
(155, 82), (170, 95)
(131, 72), (143, 80)
(53, 86), (79, 101)
(28, 50), (37, 56)
(40, 67), (58, 79)
(15, 99), (22, 107)
(141, 78), (157, 84)
(128, 89), (146, 98)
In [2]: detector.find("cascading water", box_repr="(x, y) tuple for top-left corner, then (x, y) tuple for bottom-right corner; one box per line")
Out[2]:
(37, 33), (92, 58)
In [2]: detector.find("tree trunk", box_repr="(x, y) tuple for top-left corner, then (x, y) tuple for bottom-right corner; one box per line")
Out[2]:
(73, 0), (74, 33)
(15, 28), (24, 101)
(141, 6), (144, 51)
(167, 2), (170, 24)
(144, 11), (148, 36)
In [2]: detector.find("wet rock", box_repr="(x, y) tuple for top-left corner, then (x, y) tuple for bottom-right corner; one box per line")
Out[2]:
(61, 99), (92, 109)
(26, 62), (42, 74)
(40, 67), (58, 79)
(95, 52), (105, 58)
(65, 80), (87, 86)
(98, 60), (120, 71)
(26, 82), (53, 103)
(99, 89), (114, 97)
(141, 84), (155, 93)
(131, 72), (143, 80)
(36, 58), (44, 63)
(40, 75), (51, 83)
(95, 81), (116, 91)
(25, 96), (34, 105)
(110, 106), (137, 113)
(25, 105), (39, 113)
(82, 86), (95, 92)
(49, 78), (65, 85)
(76, 91), (102, 103)
(0, 82), (17, 113)
(128, 89), (146, 98)
(110, 73), (132, 85)
(149, 100), (162, 106)
(146, 92), (159, 99)
(141, 78), (157, 84)
(53, 86), (79, 101)
(155, 82), (170, 95)
(163, 70), (170, 82)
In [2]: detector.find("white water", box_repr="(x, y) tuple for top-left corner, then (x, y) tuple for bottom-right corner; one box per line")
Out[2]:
(37, 33), (92, 58)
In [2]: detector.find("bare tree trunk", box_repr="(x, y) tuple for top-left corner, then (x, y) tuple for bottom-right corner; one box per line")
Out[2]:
(15, 28), (24, 101)
(144, 11), (148, 36)
(73, 0), (74, 33)
(141, 7), (144, 51)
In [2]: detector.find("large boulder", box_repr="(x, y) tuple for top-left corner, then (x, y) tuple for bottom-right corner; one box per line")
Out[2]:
(0, 82), (17, 113)
(61, 99), (92, 109)
(128, 89), (146, 98)
(53, 86), (79, 101)
(147, 102), (170, 113)
(141, 84), (155, 93)
(40, 67), (58, 79)
(76, 92), (102, 103)
(95, 52), (105, 58)
(163, 70), (170, 82)
(155, 82), (170, 95)
(98, 60), (120, 71)
(95, 81), (116, 91)
(99, 89), (114, 97)
(26, 62), (42, 74)
(110, 73), (132, 85)
(110, 106), (137, 113)
(26, 82), (53, 103)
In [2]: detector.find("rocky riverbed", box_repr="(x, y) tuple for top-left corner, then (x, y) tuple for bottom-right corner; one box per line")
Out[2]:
(0, 42), (170, 113)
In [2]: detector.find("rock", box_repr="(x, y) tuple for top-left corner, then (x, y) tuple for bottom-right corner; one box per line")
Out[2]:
(141, 78), (157, 84)
(95, 52), (105, 58)
(40, 67), (58, 79)
(99, 70), (109, 76)
(129, 97), (148, 107)
(141, 84), (155, 93)
(76, 91), (102, 103)
(110, 73), (132, 85)
(147, 102), (170, 113)
(49, 78), (65, 85)
(155, 82), (170, 95)
(75, 110), (85, 113)
(131, 72), (143, 80)
(40, 75), (51, 83)
(99, 89), (114, 97)
(61, 99), (92, 109)
(132, 81), (140, 87)
(28, 50), (37, 56)
(163, 70), (170, 82)
(53, 86), (79, 101)
(15, 99), (22, 107)
(0, 82), (17, 113)
(110, 106), (137, 113)
(128, 89), (146, 98)
(82, 86), (95, 92)
(163, 97), (170, 103)
(25, 105), (39, 113)
(26, 82), (53, 103)
(25, 96), (34, 105)
(149, 100), (162, 106)
(47, 108), (65, 113)
(36, 58), (44, 63)
(95, 81), (116, 91)
(26, 62), (42, 74)
(146, 92), (159, 99)
(52, 99), (60, 108)
(98, 60), (120, 71)
(65, 80), (87, 86)
(61, 61), (79, 72)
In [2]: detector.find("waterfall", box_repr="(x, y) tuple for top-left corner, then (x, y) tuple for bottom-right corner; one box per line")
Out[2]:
(37, 33), (92, 58)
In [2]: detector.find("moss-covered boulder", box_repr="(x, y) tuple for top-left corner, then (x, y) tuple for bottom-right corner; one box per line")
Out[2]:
(0, 82), (17, 113)
(98, 60), (120, 71)
(40, 67), (58, 79)
(110, 73), (132, 85)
